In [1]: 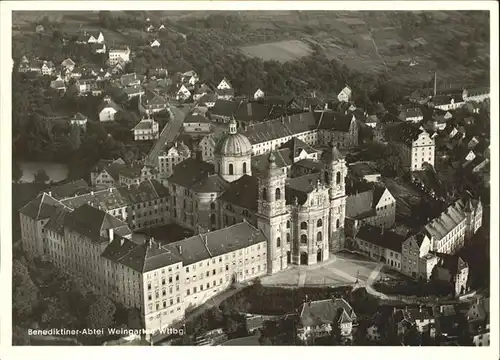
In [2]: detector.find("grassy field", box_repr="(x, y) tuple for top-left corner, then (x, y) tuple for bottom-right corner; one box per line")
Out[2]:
(239, 39), (313, 62)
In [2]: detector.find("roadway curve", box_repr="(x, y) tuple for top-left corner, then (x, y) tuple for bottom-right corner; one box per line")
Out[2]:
(146, 104), (191, 166)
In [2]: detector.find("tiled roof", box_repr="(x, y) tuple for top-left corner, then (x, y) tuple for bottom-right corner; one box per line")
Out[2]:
(346, 190), (374, 219)
(423, 199), (469, 241)
(217, 88), (235, 97)
(218, 175), (259, 211)
(384, 122), (428, 147)
(433, 252), (468, 281)
(298, 298), (356, 328)
(293, 159), (324, 172)
(356, 224), (406, 252)
(209, 100), (240, 117)
(285, 173), (323, 205)
(124, 85), (144, 96)
(399, 107), (423, 119)
(44, 207), (71, 235)
(73, 112), (87, 121)
(241, 112), (317, 144)
(315, 111), (354, 132)
(252, 149), (292, 175)
(48, 179), (90, 200)
(191, 174), (229, 193)
(199, 93), (217, 103)
(168, 157), (215, 188)
(133, 119), (157, 130)
(63, 204), (130, 243)
(142, 90), (168, 106)
(185, 114), (210, 124)
(166, 222), (267, 266)
(19, 192), (63, 220)
(280, 137), (318, 158)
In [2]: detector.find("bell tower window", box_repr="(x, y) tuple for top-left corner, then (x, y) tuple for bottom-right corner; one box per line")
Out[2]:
(275, 188), (281, 201)
(229, 163), (234, 175)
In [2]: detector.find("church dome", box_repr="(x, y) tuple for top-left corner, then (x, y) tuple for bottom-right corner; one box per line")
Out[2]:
(214, 119), (252, 157)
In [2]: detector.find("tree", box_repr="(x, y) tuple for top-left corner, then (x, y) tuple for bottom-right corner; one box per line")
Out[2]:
(33, 169), (50, 184)
(13, 161), (23, 183)
(86, 296), (116, 330)
(224, 317), (239, 334)
(12, 260), (40, 318)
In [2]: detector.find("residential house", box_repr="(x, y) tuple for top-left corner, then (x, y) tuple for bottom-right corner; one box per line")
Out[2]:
(158, 142), (191, 180)
(473, 325), (490, 346)
(296, 298), (357, 343)
(111, 60), (126, 75)
(176, 84), (192, 101)
(118, 165), (158, 187)
(398, 107), (424, 123)
(91, 158), (127, 189)
(384, 123), (435, 172)
(315, 111), (359, 149)
(75, 78), (101, 96)
(365, 115), (379, 128)
(150, 39), (161, 48)
(158, 24), (166, 31)
(146, 24), (155, 32)
(183, 114), (211, 133)
(50, 78), (67, 93)
(346, 186), (396, 229)
(41, 61), (55, 76)
(337, 86), (352, 103)
(199, 93), (217, 108)
(139, 91), (169, 115)
(109, 47), (131, 66)
(98, 96), (120, 122)
(392, 308), (416, 340)
(216, 78), (235, 100)
(70, 112), (88, 129)
(87, 31), (105, 44)
(35, 24), (45, 33)
(91, 43), (107, 54)
(402, 232), (434, 279)
(431, 254), (469, 297)
(61, 58), (76, 72)
(193, 83), (213, 101)
(124, 85), (145, 99)
(409, 89), (432, 105)
(181, 70), (199, 87)
(132, 118), (159, 141)
(350, 223), (404, 270)
(254, 88), (265, 100)
(407, 306), (436, 335)
(121, 73), (142, 87)
(199, 134), (219, 162)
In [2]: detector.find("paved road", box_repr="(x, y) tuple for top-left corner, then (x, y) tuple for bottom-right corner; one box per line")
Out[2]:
(146, 105), (191, 166)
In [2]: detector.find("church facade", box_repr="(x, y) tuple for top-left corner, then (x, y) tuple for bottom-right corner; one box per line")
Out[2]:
(167, 118), (348, 274)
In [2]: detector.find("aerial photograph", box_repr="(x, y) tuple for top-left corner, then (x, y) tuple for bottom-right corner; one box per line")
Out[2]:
(10, 9), (492, 347)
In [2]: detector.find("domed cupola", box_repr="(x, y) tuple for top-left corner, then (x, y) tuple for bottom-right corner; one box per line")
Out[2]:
(214, 118), (252, 182)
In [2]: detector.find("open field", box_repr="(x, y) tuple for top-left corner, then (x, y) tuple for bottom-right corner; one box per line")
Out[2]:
(239, 40), (313, 62)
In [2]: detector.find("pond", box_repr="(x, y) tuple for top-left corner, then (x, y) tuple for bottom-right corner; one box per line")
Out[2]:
(19, 161), (69, 183)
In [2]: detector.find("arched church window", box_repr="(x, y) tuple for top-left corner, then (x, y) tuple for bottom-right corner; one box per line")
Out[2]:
(243, 162), (247, 174)
(210, 202), (216, 210)
(262, 188), (267, 201)
(229, 164), (234, 175)
(300, 234), (308, 244)
(286, 233), (290, 243)
(300, 221), (308, 230)
(317, 232), (322, 242)
(317, 219), (323, 227)
(286, 220), (290, 229)
(277, 237), (281, 248)
(336, 219), (340, 229)
(336, 171), (341, 184)
(275, 188), (281, 201)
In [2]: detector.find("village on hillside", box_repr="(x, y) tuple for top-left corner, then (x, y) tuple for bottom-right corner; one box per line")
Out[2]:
(11, 11), (491, 347)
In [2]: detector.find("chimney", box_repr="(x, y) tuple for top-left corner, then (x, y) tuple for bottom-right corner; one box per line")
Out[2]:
(108, 228), (114, 242)
(91, 191), (94, 196)
(419, 305), (423, 313)
(178, 245), (182, 254)
(109, 187), (113, 193)
(47, 191), (52, 197)
(247, 102), (252, 117)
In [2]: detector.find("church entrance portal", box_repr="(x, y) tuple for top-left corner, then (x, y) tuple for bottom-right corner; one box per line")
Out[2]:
(300, 252), (308, 265)
(317, 249), (322, 262)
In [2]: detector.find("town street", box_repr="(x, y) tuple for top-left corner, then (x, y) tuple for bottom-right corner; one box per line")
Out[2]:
(146, 105), (191, 166)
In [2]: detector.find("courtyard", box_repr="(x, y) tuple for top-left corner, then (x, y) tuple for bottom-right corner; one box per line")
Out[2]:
(260, 250), (393, 291)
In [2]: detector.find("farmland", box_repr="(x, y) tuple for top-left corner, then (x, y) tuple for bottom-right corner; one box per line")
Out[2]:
(239, 40), (313, 62)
